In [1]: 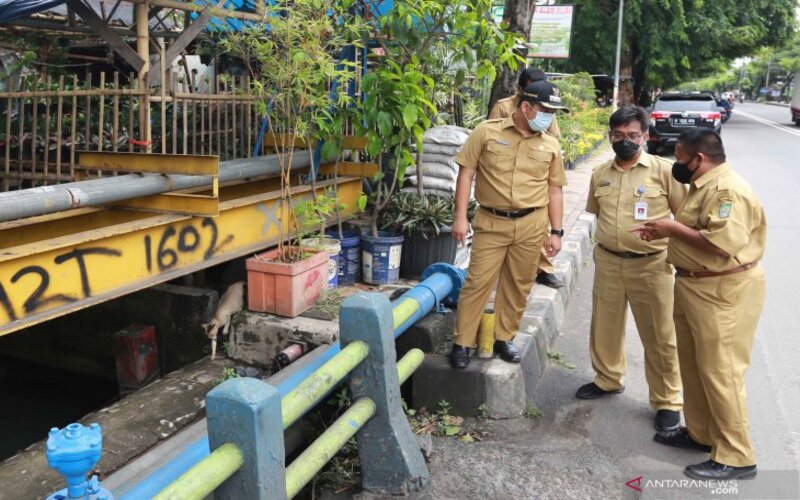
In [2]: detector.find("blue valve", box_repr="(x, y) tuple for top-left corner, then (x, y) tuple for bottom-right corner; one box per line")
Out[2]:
(45, 423), (113, 500)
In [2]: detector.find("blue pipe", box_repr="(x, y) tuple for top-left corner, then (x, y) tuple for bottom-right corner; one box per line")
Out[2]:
(116, 264), (464, 499)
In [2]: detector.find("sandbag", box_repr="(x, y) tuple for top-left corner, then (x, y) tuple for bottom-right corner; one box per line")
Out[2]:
(418, 143), (462, 156)
(406, 175), (456, 192)
(401, 187), (454, 198)
(415, 163), (458, 181)
(419, 154), (459, 169)
(423, 125), (470, 146)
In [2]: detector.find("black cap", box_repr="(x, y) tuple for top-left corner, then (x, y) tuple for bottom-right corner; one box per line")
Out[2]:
(518, 68), (547, 88)
(520, 80), (569, 112)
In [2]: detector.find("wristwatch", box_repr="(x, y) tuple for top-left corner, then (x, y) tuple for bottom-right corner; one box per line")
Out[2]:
(550, 228), (565, 237)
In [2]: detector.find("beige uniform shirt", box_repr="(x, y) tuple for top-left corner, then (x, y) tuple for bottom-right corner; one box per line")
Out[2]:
(586, 152), (687, 253)
(668, 163), (766, 272)
(488, 96), (562, 138)
(455, 116), (567, 210)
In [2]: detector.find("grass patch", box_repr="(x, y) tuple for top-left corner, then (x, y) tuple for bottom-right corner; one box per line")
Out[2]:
(547, 350), (575, 369)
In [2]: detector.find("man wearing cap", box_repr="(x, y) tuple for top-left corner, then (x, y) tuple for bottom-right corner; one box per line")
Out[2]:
(449, 80), (568, 368)
(488, 67), (564, 290)
(577, 106), (686, 433)
(634, 129), (766, 480)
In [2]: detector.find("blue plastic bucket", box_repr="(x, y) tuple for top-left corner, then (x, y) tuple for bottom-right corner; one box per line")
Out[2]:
(327, 230), (361, 285)
(360, 232), (404, 285)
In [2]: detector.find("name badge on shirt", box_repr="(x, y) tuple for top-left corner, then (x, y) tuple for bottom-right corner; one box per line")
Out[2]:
(634, 201), (648, 220)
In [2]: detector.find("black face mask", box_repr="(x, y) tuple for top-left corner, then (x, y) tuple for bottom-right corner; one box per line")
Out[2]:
(612, 139), (641, 160)
(671, 157), (697, 184)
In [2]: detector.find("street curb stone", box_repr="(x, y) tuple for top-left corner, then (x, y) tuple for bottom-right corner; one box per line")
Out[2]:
(412, 213), (597, 418)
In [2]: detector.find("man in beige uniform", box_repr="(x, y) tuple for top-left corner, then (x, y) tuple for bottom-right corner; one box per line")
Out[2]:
(488, 68), (564, 289)
(449, 80), (568, 368)
(635, 128), (765, 480)
(578, 106), (685, 432)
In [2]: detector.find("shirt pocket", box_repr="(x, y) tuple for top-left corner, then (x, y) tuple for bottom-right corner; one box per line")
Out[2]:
(633, 185), (668, 219)
(483, 142), (514, 172)
(520, 149), (552, 183)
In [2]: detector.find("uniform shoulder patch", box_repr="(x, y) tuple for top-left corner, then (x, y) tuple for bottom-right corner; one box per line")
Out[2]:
(718, 198), (733, 218)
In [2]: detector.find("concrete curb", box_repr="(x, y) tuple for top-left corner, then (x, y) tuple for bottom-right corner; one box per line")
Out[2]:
(412, 213), (597, 418)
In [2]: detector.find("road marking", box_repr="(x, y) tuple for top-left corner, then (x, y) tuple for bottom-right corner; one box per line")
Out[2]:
(734, 109), (800, 138)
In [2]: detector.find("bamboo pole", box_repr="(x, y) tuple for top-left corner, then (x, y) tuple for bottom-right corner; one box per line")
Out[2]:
(182, 77), (188, 154)
(55, 75), (64, 180)
(149, 0), (261, 22)
(128, 72), (134, 152)
(31, 75), (38, 182)
(245, 76), (252, 157)
(216, 76), (221, 158)
(70, 75), (77, 177)
(171, 72), (178, 154)
(160, 39), (166, 155)
(4, 77), (12, 191)
(97, 72), (105, 153)
(43, 75), (51, 183)
(200, 86), (205, 155)
(113, 72), (119, 153)
(16, 79), (24, 179)
(231, 78), (237, 159)
(223, 79), (229, 160)
(190, 69), (197, 155)
(85, 70), (91, 156)
(135, 0), (150, 153)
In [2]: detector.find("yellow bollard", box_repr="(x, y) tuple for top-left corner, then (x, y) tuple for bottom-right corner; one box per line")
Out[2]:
(477, 308), (495, 359)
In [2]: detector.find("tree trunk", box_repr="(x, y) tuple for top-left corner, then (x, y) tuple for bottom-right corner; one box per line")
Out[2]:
(630, 35), (650, 107)
(488, 0), (534, 114)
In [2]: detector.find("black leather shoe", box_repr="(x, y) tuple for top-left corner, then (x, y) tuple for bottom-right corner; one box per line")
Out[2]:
(684, 460), (757, 480)
(655, 409), (681, 431)
(536, 272), (565, 289)
(575, 382), (624, 399)
(494, 340), (521, 363)
(450, 345), (471, 369)
(653, 427), (711, 453)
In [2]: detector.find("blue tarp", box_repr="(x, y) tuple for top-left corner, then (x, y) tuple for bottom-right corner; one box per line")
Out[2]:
(0, 0), (66, 25)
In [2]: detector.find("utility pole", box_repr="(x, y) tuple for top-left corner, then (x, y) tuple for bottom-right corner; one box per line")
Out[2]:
(612, 0), (624, 109)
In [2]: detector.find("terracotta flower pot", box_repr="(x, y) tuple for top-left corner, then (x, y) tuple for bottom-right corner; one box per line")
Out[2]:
(246, 247), (328, 317)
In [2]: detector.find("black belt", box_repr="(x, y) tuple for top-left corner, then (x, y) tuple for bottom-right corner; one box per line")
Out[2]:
(599, 244), (664, 259)
(482, 206), (540, 219)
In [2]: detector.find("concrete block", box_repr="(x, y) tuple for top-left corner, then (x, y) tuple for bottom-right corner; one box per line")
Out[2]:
(520, 314), (548, 377)
(484, 360), (526, 419)
(229, 310), (338, 369)
(531, 286), (565, 329)
(412, 355), (486, 417)
(577, 212), (597, 236)
(395, 309), (454, 359)
(514, 333), (542, 406)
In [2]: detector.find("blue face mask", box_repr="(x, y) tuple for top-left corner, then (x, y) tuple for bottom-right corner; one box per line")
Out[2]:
(528, 110), (554, 132)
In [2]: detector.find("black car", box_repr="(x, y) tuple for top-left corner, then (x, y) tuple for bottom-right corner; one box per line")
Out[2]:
(647, 93), (722, 154)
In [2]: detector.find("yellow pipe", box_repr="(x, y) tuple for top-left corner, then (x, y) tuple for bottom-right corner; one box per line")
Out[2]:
(153, 443), (243, 500)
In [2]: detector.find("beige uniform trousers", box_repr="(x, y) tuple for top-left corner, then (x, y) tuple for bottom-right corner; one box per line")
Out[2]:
(674, 265), (765, 467)
(454, 208), (548, 347)
(590, 246), (683, 411)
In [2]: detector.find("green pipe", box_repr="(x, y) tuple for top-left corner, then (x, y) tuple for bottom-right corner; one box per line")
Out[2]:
(397, 348), (424, 384)
(392, 297), (420, 330)
(284, 398), (377, 499)
(152, 443), (243, 500)
(281, 340), (369, 429)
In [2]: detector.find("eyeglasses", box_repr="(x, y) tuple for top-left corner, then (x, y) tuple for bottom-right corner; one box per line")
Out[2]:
(609, 131), (644, 142)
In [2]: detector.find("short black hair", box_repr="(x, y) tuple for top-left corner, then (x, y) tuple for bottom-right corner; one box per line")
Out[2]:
(608, 105), (650, 133)
(677, 128), (726, 163)
(518, 68), (547, 89)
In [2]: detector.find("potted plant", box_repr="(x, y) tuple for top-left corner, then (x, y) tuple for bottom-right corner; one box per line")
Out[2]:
(380, 192), (477, 279)
(220, 0), (360, 316)
(294, 190), (345, 289)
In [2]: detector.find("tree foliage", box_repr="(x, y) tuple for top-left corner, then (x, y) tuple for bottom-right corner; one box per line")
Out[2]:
(551, 0), (796, 103)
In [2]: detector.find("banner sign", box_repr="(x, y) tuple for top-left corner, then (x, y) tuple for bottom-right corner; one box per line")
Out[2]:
(528, 5), (576, 59)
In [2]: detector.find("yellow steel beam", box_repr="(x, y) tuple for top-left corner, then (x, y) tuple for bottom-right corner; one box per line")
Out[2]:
(77, 152), (219, 176)
(110, 193), (220, 217)
(0, 177), (361, 336)
(318, 161), (379, 178)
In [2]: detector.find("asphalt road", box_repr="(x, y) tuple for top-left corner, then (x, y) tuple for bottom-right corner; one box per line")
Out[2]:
(531, 102), (800, 498)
